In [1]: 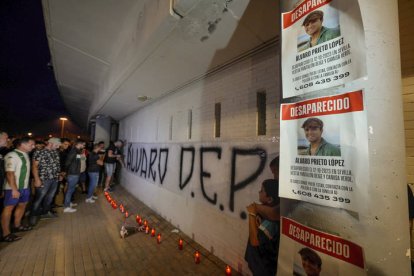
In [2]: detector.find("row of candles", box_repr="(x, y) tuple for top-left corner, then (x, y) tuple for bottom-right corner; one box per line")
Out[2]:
(104, 191), (233, 275)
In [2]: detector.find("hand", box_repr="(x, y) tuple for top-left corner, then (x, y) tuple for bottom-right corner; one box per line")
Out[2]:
(34, 179), (43, 188)
(246, 202), (257, 215)
(11, 189), (20, 199)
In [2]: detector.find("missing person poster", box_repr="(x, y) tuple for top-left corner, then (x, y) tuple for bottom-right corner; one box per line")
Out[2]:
(281, 0), (366, 97)
(279, 90), (368, 211)
(278, 217), (366, 275)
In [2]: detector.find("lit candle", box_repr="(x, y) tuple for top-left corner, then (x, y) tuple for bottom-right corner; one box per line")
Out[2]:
(151, 228), (155, 237)
(178, 238), (183, 250)
(125, 211), (129, 218)
(136, 215), (141, 224)
(194, 251), (200, 264)
(145, 226), (149, 234)
(225, 265), (232, 275)
(144, 220), (148, 227)
(138, 217), (142, 226)
(157, 234), (161, 244)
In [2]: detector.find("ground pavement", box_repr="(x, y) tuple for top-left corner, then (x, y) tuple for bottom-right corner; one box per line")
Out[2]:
(0, 186), (241, 275)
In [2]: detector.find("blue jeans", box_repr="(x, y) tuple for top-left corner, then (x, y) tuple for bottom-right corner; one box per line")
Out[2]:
(87, 172), (99, 199)
(64, 175), (79, 208)
(31, 179), (58, 216)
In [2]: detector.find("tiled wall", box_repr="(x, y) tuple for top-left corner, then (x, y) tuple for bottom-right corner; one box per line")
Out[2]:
(399, 0), (414, 183)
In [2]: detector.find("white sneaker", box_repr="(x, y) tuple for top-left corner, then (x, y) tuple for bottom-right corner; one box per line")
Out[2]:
(63, 207), (77, 213)
(92, 195), (98, 200)
(70, 203), (78, 207)
(85, 198), (95, 203)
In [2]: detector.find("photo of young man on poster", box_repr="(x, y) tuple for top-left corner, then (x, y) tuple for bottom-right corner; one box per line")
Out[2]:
(297, 9), (341, 52)
(298, 117), (341, 156)
(295, 247), (322, 276)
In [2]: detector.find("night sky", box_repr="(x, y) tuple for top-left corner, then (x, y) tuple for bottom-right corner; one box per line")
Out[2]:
(0, 0), (83, 137)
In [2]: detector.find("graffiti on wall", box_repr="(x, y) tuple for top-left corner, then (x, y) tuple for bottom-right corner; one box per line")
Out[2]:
(126, 142), (275, 219)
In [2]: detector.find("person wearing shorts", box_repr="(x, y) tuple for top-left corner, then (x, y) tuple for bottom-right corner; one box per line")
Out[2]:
(1, 136), (35, 242)
(103, 140), (124, 192)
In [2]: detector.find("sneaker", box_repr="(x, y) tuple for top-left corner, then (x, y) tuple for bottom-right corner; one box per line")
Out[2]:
(70, 203), (78, 207)
(63, 207), (77, 213)
(92, 195), (98, 200)
(40, 211), (58, 220)
(85, 198), (95, 203)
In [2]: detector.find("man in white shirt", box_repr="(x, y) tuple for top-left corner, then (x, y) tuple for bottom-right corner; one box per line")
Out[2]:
(1, 136), (35, 242)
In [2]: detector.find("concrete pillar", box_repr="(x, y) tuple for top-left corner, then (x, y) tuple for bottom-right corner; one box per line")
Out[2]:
(280, 0), (409, 275)
(94, 116), (112, 146)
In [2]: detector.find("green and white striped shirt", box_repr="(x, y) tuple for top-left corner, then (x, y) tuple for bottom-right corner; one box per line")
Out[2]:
(4, 149), (30, 190)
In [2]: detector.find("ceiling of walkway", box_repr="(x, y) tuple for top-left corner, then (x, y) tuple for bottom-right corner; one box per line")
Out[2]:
(42, 0), (279, 127)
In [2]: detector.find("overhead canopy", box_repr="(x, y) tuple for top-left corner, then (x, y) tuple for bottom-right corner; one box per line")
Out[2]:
(42, 0), (279, 127)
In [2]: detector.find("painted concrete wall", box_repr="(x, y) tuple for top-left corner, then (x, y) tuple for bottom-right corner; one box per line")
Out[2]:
(94, 116), (112, 146)
(118, 45), (280, 274)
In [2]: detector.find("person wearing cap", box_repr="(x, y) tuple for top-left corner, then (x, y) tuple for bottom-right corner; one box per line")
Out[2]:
(298, 247), (322, 276)
(301, 10), (340, 50)
(29, 137), (62, 225)
(301, 118), (341, 156)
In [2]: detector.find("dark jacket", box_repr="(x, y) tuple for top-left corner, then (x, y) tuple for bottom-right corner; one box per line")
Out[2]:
(65, 147), (81, 175)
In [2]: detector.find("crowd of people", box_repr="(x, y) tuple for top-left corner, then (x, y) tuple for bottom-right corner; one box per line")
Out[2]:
(0, 131), (124, 242)
(0, 130), (317, 275)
